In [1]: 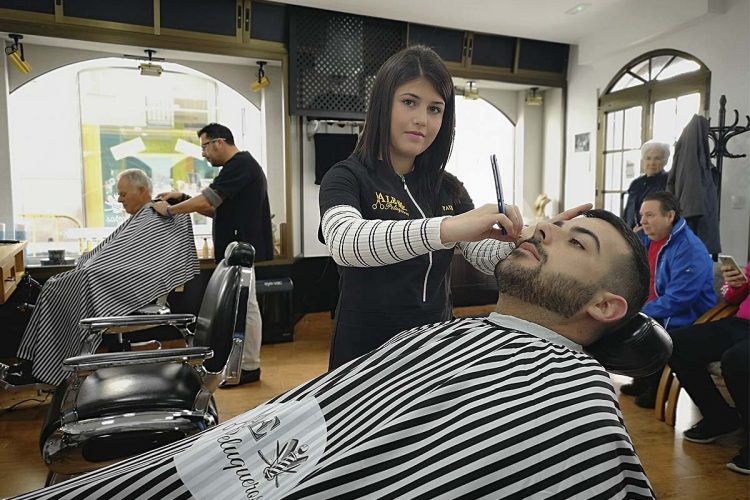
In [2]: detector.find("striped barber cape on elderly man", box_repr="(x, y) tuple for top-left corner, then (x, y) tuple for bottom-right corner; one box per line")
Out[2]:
(14, 314), (654, 500)
(16, 203), (199, 386)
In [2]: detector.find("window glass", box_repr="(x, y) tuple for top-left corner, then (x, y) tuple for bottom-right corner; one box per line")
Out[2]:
(446, 97), (515, 206)
(611, 73), (643, 92)
(604, 192), (621, 216)
(622, 149), (641, 187)
(656, 57), (700, 81)
(649, 55), (673, 80)
(623, 106), (643, 149)
(9, 58), (262, 265)
(605, 112), (616, 150)
(604, 152), (622, 191)
(653, 98), (677, 145)
(630, 60), (650, 81)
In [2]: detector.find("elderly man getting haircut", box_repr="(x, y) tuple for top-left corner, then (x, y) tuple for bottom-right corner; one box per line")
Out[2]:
(14, 209), (658, 500)
(2, 169), (199, 387)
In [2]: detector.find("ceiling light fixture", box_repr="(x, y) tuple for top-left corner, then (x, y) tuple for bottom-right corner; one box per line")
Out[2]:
(565, 3), (591, 15)
(464, 80), (479, 100)
(139, 49), (163, 77)
(525, 87), (543, 106)
(252, 61), (270, 92)
(5, 34), (31, 74)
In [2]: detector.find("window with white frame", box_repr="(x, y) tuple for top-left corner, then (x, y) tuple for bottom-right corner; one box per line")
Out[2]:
(9, 58), (262, 264)
(597, 50), (710, 216)
(447, 96), (515, 207)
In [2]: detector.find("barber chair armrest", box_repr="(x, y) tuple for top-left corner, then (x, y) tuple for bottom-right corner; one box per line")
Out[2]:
(62, 347), (213, 373)
(79, 314), (196, 334)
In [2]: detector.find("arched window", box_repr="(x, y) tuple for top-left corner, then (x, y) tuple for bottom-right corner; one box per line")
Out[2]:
(9, 58), (262, 263)
(447, 96), (515, 206)
(596, 50), (710, 215)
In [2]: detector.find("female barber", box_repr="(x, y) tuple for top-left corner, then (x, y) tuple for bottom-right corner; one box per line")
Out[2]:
(319, 45), (588, 368)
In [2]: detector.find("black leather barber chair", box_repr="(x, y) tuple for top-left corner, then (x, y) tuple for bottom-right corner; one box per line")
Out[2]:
(39, 242), (255, 485)
(585, 312), (672, 378)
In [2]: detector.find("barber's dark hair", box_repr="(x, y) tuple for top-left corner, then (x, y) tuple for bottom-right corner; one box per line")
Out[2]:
(197, 123), (235, 146)
(583, 209), (650, 326)
(354, 45), (457, 215)
(643, 191), (680, 220)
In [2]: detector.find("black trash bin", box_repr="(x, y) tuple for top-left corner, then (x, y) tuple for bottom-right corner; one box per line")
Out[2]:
(256, 277), (294, 344)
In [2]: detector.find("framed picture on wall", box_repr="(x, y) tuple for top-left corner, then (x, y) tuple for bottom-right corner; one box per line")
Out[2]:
(575, 132), (590, 152)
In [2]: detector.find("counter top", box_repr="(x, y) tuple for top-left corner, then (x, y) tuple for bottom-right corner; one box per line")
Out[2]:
(25, 256), (296, 281)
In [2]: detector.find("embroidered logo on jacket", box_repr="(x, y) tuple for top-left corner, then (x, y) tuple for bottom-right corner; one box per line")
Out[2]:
(372, 192), (409, 216)
(442, 204), (454, 213)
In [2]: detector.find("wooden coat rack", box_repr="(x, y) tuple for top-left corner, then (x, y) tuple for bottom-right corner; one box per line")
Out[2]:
(708, 95), (750, 215)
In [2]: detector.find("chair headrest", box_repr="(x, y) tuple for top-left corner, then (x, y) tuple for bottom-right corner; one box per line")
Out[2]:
(584, 312), (673, 378)
(224, 242), (255, 268)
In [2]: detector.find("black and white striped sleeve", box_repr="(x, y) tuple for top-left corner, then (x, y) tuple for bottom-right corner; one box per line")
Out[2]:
(457, 239), (515, 275)
(320, 204), (453, 267)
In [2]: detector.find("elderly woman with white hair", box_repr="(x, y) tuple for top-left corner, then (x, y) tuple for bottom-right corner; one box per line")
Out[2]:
(622, 140), (671, 231)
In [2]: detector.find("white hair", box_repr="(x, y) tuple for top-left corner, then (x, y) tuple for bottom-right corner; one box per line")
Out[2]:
(117, 169), (153, 195)
(640, 140), (671, 163)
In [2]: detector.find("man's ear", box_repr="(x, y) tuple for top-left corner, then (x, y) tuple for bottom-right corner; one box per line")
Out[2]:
(667, 209), (676, 225)
(585, 292), (628, 325)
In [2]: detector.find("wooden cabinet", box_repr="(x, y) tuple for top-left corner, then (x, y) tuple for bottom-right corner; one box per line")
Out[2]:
(407, 24), (465, 64)
(0, 0), (53, 14)
(408, 24), (568, 87)
(160, 0), (242, 42)
(0, 0), (287, 49)
(0, 242), (27, 305)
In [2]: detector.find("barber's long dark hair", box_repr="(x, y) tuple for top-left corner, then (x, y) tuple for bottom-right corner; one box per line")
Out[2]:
(354, 45), (458, 215)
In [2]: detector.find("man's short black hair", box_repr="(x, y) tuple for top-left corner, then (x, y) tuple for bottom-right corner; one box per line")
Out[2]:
(643, 191), (680, 219)
(583, 209), (650, 326)
(197, 123), (235, 146)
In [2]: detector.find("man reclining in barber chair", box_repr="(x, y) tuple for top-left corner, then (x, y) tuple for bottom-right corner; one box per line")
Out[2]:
(13, 209), (671, 500)
(1, 169), (200, 387)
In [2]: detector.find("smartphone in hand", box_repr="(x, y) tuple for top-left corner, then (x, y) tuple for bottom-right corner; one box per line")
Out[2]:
(718, 254), (748, 283)
(490, 154), (507, 235)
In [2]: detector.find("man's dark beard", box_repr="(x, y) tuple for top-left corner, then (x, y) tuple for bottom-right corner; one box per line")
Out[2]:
(496, 249), (599, 318)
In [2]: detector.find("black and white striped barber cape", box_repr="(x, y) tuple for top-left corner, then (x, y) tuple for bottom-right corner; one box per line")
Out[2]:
(17, 205), (200, 386)
(14, 315), (653, 500)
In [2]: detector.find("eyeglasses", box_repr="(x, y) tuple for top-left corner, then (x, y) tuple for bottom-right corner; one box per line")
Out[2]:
(200, 138), (225, 151)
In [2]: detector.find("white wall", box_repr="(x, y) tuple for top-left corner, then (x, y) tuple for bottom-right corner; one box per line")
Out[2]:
(542, 88), (564, 216)
(0, 53), (13, 237)
(565, 0), (750, 262)
(511, 93), (546, 219)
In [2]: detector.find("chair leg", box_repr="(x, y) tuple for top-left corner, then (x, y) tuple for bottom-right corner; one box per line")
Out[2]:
(45, 471), (58, 487)
(665, 376), (682, 427)
(654, 366), (673, 421)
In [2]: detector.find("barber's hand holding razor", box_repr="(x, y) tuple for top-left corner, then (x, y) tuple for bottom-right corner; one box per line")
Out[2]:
(440, 203), (523, 245)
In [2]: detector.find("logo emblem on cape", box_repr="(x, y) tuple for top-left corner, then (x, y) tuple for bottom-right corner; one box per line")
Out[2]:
(249, 416), (281, 441)
(259, 439), (310, 487)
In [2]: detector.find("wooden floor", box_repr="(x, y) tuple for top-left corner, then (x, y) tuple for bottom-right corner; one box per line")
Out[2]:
(1, 307), (748, 499)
